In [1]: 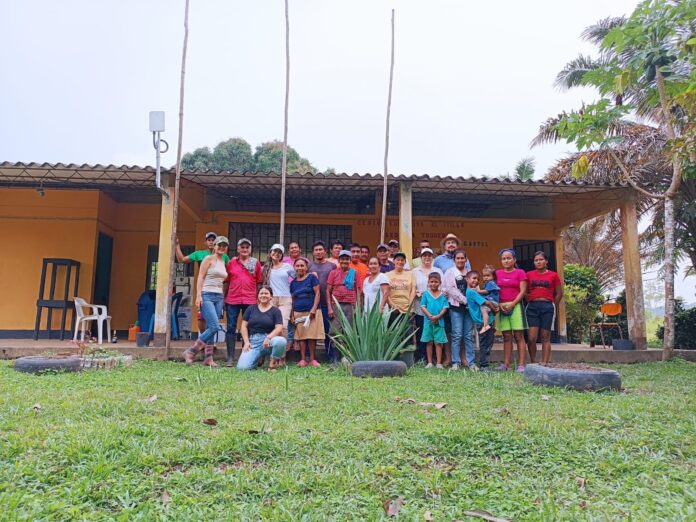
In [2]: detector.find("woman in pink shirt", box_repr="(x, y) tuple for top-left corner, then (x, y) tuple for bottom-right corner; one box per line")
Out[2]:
(495, 248), (528, 372)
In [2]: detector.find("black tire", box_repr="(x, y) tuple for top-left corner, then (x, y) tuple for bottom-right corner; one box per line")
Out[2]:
(524, 363), (621, 392)
(350, 360), (407, 378)
(13, 356), (82, 374)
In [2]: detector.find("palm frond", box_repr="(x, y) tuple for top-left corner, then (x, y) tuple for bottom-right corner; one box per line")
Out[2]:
(554, 55), (606, 90)
(580, 16), (627, 46)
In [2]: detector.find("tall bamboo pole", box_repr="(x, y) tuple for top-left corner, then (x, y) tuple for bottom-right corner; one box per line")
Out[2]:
(380, 9), (395, 244)
(279, 0), (290, 245)
(167, 0), (190, 356)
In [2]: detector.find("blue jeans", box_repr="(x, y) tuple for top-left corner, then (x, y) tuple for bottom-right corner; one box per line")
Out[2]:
(199, 292), (224, 345)
(319, 303), (334, 361)
(225, 304), (249, 354)
(450, 306), (475, 366)
(237, 334), (287, 370)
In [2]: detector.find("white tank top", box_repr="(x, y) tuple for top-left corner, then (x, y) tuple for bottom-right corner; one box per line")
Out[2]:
(201, 258), (227, 293)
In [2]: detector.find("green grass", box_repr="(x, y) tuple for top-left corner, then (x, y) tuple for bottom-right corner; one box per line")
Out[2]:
(1, 360), (695, 521)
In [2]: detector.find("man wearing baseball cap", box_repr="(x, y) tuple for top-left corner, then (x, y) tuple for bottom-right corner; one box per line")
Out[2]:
(387, 239), (410, 269)
(434, 233), (471, 273)
(411, 239), (432, 269)
(376, 244), (395, 273)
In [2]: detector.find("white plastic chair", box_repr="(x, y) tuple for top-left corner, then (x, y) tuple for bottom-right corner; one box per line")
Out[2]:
(73, 297), (112, 345)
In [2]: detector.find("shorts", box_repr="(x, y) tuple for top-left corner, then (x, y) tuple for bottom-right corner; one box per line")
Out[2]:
(525, 300), (556, 331)
(421, 320), (447, 344)
(496, 303), (527, 332)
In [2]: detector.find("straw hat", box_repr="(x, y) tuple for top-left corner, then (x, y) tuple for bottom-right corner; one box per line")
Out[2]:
(440, 233), (460, 249)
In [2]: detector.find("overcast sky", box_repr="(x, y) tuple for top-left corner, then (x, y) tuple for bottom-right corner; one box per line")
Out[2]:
(1, 0), (694, 301)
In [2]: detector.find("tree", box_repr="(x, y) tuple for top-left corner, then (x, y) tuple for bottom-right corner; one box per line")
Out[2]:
(180, 146), (213, 171)
(533, 0), (696, 359)
(253, 140), (315, 173)
(514, 157), (536, 181)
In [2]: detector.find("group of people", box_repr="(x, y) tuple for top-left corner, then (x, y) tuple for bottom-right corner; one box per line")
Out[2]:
(176, 231), (563, 372)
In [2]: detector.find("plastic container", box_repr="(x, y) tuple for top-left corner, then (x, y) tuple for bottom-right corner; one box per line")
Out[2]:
(128, 322), (141, 342)
(137, 290), (156, 332)
(136, 332), (151, 348)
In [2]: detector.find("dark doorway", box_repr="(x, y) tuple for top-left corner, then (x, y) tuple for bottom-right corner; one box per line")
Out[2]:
(93, 233), (114, 306)
(512, 240), (557, 272)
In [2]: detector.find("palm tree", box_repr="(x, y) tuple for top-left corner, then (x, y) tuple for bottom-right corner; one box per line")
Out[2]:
(514, 157), (535, 181)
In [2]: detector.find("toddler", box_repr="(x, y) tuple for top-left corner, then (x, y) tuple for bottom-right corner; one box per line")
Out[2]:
(420, 272), (449, 369)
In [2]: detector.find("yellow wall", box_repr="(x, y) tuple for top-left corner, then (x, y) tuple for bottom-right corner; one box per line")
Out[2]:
(0, 187), (558, 333)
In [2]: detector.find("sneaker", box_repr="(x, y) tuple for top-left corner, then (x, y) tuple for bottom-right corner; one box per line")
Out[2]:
(470, 364), (480, 372)
(425, 363), (434, 369)
(480, 366), (492, 372)
(436, 363), (444, 369)
(310, 359), (320, 367)
(298, 359), (307, 367)
(495, 364), (510, 371)
(451, 363), (460, 370)
(516, 365), (526, 373)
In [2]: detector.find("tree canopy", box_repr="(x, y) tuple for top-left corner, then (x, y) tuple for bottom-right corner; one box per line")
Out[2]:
(180, 138), (316, 173)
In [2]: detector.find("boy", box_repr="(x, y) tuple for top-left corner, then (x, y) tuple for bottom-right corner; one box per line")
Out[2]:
(420, 272), (449, 369)
(477, 265), (500, 334)
(464, 271), (498, 371)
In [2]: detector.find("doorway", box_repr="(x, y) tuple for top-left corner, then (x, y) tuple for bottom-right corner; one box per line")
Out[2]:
(93, 232), (114, 306)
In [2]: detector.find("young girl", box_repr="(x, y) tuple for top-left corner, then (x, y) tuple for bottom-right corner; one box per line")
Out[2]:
(477, 265), (500, 334)
(290, 257), (324, 367)
(525, 251), (563, 364)
(420, 272), (449, 369)
(495, 248), (528, 372)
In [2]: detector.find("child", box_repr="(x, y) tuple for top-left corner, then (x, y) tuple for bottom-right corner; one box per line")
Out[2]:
(477, 265), (500, 334)
(420, 272), (449, 369)
(465, 271), (498, 370)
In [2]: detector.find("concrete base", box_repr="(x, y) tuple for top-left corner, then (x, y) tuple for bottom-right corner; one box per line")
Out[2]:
(1, 339), (694, 364)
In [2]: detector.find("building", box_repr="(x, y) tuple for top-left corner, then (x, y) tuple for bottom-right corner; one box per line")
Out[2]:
(0, 161), (646, 349)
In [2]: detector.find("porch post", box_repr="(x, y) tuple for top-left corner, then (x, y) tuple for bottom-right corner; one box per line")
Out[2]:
(153, 183), (176, 352)
(620, 196), (647, 350)
(554, 234), (568, 342)
(398, 181), (413, 261)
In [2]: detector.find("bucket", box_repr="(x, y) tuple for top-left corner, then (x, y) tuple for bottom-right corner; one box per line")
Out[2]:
(136, 332), (151, 348)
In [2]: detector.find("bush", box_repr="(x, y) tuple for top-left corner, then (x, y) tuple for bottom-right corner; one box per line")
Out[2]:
(563, 264), (603, 344)
(657, 299), (696, 349)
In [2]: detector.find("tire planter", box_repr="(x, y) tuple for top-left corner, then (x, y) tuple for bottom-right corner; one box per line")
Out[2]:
(350, 360), (407, 378)
(14, 356), (82, 374)
(524, 363), (621, 392)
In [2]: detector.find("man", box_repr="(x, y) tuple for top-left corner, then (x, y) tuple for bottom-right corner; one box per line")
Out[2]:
(376, 243), (395, 273)
(387, 239), (410, 269)
(309, 241), (335, 363)
(328, 240), (344, 266)
(411, 239), (431, 269)
(359, 244), (370, 264)
(349, 243), (369, 280)
(434, 233), (471, 273)
(175, 232), (230, 345)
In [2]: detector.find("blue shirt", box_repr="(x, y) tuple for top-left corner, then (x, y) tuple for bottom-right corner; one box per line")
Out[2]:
(290, 274), (320, 312)
(484, 280), (500, 304)
(420, 291), (449, 327)
(466, 287), (489, 326)
(434, 253), (471, 274)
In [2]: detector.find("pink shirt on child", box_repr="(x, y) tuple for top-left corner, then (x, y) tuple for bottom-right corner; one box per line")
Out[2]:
(495, 268), (528, 303)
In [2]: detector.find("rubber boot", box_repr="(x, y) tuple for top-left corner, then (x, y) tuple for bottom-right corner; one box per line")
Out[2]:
(203, 345), (218, 367)
(225, 337), (235, 367)
(183, 339), (205, 365)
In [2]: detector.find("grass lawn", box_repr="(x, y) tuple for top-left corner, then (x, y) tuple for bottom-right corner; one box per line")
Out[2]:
(1, 360), (695, 521)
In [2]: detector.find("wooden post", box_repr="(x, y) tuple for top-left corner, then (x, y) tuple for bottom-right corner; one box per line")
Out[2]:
(620, 197), (647, 350)
(554, 233), (567, 343)
(153, 180), (175, 348)
(379, 9), (395, 244)
(398, 181), (413, 261)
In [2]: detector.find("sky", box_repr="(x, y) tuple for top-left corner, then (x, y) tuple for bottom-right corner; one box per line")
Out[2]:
(0, 0), (693, 301)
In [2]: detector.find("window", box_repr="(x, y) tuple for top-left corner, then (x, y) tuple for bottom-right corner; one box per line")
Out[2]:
(145, 245), (194, 290)
(228, 223), (352, 259)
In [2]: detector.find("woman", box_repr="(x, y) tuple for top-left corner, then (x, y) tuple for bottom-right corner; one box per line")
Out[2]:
(224, 238), (263, 367)
(237, 286), (288, 370)
(495, 248), (529, 372)
(443, 249), (475, 370)
(290, 257), (324, 367)
(386, 252), (416, 346)
(262, 243), (295, 338)
(327, 250), (362, 364)
(362, 257), (390, 313)
(183, 236), (229, 367)
(412, 248), (443, 361)
(526, 251), (563, 364)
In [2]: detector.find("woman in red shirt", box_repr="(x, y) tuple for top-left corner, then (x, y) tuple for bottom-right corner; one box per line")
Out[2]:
(525, 251), (563, 364)
(495, 248), (528, 372)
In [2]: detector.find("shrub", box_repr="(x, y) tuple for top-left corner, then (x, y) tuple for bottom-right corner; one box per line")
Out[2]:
(657, 299), (696, 349)
(563, 264), (603, 344)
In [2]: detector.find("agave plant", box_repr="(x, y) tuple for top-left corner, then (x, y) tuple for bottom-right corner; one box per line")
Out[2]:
(330, 294), (414, 362)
